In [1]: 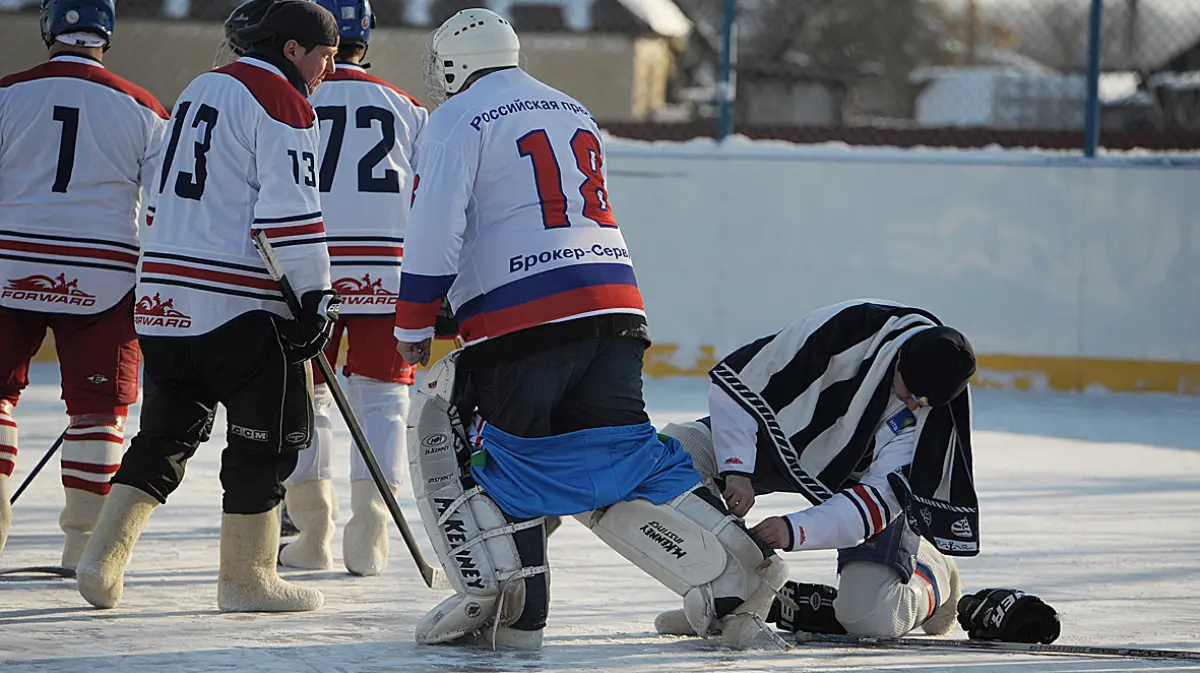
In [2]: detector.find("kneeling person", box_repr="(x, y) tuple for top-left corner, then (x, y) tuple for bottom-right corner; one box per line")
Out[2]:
(659, 300), (979, 638)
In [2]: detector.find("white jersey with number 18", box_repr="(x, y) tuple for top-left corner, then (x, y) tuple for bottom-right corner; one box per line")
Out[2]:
(308, 63), (426, 315)
(395, 68), (644, 346)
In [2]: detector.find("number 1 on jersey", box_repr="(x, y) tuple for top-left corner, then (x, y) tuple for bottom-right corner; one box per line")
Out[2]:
(516, 130), (568, 228)
(51, 106), (80, 193)
(517, 128), (616, 229)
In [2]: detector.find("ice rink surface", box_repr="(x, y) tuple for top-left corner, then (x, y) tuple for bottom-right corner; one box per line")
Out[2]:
(2, 363), (1200, 672)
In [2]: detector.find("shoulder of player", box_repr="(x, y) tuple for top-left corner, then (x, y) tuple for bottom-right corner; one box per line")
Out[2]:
(0, 60), (168, 119)
(322, 68), (424, 108)
(211, 61), (315, 129)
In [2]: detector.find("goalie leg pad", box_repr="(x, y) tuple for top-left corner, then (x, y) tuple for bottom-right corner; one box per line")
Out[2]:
(409, 353), (547, 644)
(577, 488), (785, 639)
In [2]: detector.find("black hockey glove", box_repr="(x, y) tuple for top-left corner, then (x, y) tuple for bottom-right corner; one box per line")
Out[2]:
(957, 588), (1061, 644)
(277, 289), (341, 365)
(766, 582), (846, 634)
(434, 297), (458, 339)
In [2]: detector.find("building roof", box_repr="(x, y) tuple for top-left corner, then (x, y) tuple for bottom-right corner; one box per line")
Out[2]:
(612, 0), (692, 39)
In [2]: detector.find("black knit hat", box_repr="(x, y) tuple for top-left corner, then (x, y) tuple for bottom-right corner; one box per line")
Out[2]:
(898, 327), (976, 407)
(236, 0), (339, 50)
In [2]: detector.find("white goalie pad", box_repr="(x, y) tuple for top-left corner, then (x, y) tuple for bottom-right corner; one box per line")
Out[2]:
(409, 351), (547, 644)
(575, 489), (784, 636)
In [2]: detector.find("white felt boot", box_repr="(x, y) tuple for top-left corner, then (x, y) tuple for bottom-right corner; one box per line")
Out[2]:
(218, 506), (324, 612)
(343, 479), (394, 576)
(60, 488), (107, 569)
(277, 479), (335, 570)
(76, 484), (159, 608)
(0, 473), (11, 556)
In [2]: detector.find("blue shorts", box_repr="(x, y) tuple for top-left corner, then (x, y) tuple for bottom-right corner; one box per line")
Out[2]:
(469, 421), (702, 519)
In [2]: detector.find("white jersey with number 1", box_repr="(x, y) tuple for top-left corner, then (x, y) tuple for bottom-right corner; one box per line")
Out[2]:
(0, 53), (168, 316)
(308, 63), (426, 315)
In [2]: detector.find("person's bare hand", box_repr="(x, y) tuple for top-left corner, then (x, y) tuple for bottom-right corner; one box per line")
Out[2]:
(750, 516), (791, 549)
(397, 338), (432, 367)
(722, 474), (756, 517)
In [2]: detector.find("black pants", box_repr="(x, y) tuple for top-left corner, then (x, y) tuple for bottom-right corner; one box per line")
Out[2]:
(112, 312), (313, 514)
(461, 336), (650, 631)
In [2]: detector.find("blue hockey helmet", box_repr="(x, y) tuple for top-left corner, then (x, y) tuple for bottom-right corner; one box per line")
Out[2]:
(313, 0), (375, 46)
(39, 0), (115, 49)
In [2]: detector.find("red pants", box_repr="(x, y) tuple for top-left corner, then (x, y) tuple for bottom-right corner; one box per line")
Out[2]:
(314, 314), (415, 385)
(0, 292), (140, 415)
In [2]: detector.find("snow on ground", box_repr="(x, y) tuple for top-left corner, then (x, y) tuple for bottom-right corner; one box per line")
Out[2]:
(2, 363), (1200, 672)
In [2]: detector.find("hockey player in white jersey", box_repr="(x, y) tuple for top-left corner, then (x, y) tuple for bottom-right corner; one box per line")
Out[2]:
(656, 301), (977, 639)
(274, 0), (429, 577)
(0, 0), (168, 569)
(75, 0), (341, 613)
(397, 9), (786, 650)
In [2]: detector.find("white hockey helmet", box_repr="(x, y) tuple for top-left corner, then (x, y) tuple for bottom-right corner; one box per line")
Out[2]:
(423, 8), (520, 105)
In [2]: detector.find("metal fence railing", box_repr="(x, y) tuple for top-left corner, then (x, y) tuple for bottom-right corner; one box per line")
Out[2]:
(2, 0), (1198, 150)
(692, 0), (1200, 151)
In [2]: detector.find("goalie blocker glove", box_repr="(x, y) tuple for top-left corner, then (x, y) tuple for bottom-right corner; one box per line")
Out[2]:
(957, 588), (1060, 644)
(277, 290), (341, 364)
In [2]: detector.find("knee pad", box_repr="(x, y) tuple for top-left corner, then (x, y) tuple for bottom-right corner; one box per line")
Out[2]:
(409, 352), (547, 644)
(286, 385), (334, 486)
(834, 562), (913, 637)
(659, 421), (720, 499)
(835, 539), (956, 639)
(346, 375), (409, 485)
(63, 413), (126, 495)
(575, 489), (779, 636)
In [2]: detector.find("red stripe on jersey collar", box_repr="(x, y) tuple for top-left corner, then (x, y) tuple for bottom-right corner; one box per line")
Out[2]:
(0, 57), (168, 119)
(215, 59), (316, 129)
(325, 65), (423, 107)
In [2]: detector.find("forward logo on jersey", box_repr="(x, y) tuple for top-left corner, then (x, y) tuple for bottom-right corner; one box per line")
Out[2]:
(2, 274), (97, 307)
(134, 293), (192, 329)
(333, 273), (398, 306)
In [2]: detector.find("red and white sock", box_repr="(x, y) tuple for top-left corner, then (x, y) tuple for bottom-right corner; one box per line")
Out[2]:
(61, 418), (124, 495)
(0, 406), (16, 478)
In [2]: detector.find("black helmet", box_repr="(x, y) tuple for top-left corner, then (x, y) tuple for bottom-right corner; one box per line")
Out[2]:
(222, 0), (291, 57)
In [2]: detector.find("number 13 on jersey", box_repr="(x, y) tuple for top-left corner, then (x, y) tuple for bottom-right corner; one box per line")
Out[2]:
(517, 127), (616, 230)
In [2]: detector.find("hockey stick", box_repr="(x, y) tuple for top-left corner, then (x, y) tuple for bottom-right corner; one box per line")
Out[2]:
(0, 565), (76, 580)
(9, 429), (66, 505)
(794, 632), (1200, 663)
(252, 231), (444, 589)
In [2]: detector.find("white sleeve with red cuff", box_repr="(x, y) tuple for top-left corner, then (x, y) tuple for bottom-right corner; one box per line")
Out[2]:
(780, 418), (916, 552)
(709, 382), (758, 477)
